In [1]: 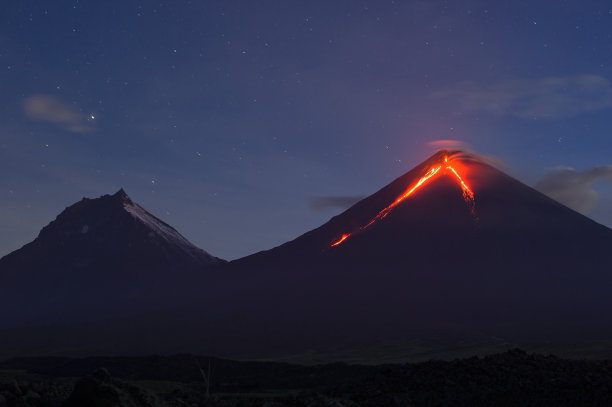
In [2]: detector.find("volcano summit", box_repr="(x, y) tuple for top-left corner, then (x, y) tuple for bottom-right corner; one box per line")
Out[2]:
(330, 151), (476, 247)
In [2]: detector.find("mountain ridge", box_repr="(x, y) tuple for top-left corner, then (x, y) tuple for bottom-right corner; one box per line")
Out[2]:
(1, 150), (612, 359)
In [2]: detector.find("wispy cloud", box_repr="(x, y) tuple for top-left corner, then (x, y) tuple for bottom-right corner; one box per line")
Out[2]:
(431, 75), (612, 119)
(427, 139), (468, 149)
(23, 94), (94, 133)
(309, 195), (366, 212)
(535, 166), (612, 213)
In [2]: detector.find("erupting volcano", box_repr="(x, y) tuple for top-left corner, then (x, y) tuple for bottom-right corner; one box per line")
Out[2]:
(331, 152), (476, 247)
(233, 148), (612, 287)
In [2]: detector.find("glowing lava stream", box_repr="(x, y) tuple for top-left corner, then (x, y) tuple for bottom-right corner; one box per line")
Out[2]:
(330, 234), (350, 247)
(330, 156), (475, 247)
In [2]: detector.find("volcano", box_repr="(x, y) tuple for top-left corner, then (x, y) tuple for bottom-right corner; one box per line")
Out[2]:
(212, 149), (612, 355)
(235, 150), (612, 266)
(0, 189), (224, 325)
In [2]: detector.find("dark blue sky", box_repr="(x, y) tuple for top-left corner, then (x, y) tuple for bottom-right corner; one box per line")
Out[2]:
(2, 1), (612, 260)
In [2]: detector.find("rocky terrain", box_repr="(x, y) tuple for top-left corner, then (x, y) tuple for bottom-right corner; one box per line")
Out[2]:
(1, 349), (612, 406)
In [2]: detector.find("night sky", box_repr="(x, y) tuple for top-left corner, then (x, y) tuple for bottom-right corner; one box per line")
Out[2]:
(2, 1), (612, 261)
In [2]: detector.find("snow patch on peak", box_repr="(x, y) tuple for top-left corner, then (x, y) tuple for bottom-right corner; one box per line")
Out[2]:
(123, 202), (195, 248)
(123, 200), (223, 263)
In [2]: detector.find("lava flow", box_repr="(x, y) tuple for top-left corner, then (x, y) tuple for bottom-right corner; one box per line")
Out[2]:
(330, 155), (475, 247)
(330, 234), (350, 247)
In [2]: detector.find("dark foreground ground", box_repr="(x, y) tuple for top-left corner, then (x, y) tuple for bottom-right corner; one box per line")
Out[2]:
(1, 349), (612, 406)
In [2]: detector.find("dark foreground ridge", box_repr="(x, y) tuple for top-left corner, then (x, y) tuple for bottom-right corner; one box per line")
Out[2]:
(1, 349), (612, 406)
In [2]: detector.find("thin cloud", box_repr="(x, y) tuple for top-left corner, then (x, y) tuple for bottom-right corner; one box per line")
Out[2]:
(310, 195), (366, 212)
(534, 166), (612, 213)
(431, 75), (612, 119)
(23, 94), (94, 133)
(427, 139), (468, 149)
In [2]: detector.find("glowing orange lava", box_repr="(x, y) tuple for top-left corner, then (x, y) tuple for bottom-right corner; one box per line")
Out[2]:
(330, 155), (475, 247)
(331, 233), (351, 247)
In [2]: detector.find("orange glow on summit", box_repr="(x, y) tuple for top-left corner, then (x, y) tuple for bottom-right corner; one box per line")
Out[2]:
(330, 153), (475, 247)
